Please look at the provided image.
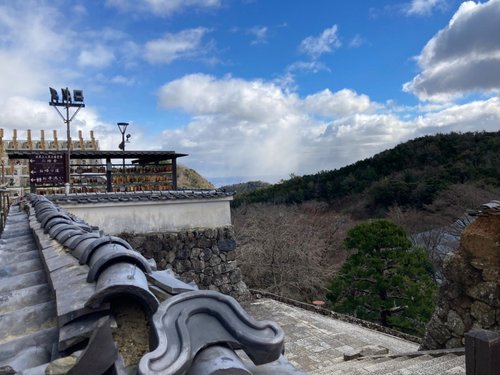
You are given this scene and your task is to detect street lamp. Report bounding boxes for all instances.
[49,87,85,194]
[117,122,131,190]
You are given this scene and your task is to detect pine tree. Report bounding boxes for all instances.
[328,219,437,336]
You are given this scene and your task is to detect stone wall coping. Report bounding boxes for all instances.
[45,190,233,206]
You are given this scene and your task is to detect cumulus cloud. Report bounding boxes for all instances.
[144,28,210,64]
[404,0,500,101]
[158,74,313,177]
[0,3,71,100]
[158,74,302,122]
[405,0,447,16]
[106,0,221,16]
[155,74,500,180]
[412,96,500,134]
[299,25,341,59]
[304,89,376,117]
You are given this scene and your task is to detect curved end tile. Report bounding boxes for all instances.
[139,290,284,375]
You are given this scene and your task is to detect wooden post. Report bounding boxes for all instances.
[40,130,46,150]
[106,158,112,192]
[53,130,59,150]
[27,129,33,150]
[90,130,97,150]
[12,129,17,149]
[172,157,177,190]
[466,329,500,375]
[0,128,3,156]
[79,130,84,150]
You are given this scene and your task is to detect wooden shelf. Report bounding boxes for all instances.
[67,162,174,192]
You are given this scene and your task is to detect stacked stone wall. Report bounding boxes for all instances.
[120,226,250,300]
[421,212,500,349]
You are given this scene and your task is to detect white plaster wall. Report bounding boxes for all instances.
[60,197,232,234]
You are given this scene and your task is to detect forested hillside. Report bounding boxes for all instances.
[233,131,499,334]
[234,131,500,213]
[220,180,271,194]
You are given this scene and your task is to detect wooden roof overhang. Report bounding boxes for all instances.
[6,150,188,164]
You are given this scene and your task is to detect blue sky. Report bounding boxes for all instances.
[0,0,499,185]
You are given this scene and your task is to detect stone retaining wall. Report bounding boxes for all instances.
[421,208,500,349]
[120,226,250,300]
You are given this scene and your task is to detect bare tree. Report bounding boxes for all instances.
[232,202,352,302]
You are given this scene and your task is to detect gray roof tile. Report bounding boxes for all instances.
[44,189,233,205]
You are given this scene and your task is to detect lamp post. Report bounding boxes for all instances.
[49,87,85,194]
[117,122,130,191]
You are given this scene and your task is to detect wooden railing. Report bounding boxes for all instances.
[466,329,500,375]
[0,188,10,233]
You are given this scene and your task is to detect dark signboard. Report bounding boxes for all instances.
[29,153,66,185]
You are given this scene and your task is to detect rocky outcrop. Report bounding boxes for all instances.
[421,202,500,349]
[121,227,250,300]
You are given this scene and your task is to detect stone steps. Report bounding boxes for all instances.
[311,353,465,375]
[387,354,464,374]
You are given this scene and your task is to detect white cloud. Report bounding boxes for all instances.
[405,0,447,16]
[304,89,376,117]
[0,3,81,103]
[0,96,110,147]
[412,96,500,134]
[158,74,302,122]
[144,28,210,64]
[299,25,341,59]
[157,74,311,177]
[404,0,500,101]
[155,74,500,180]
[78,45,115,68]
[287,60,330,74]
[248,26,268,45]
[349,34,366,48]
[106,0,221,16]
[110,75,136,85]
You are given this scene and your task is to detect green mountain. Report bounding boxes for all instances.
[234,131,500,212]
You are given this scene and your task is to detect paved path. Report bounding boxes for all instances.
[244,298,419,374]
